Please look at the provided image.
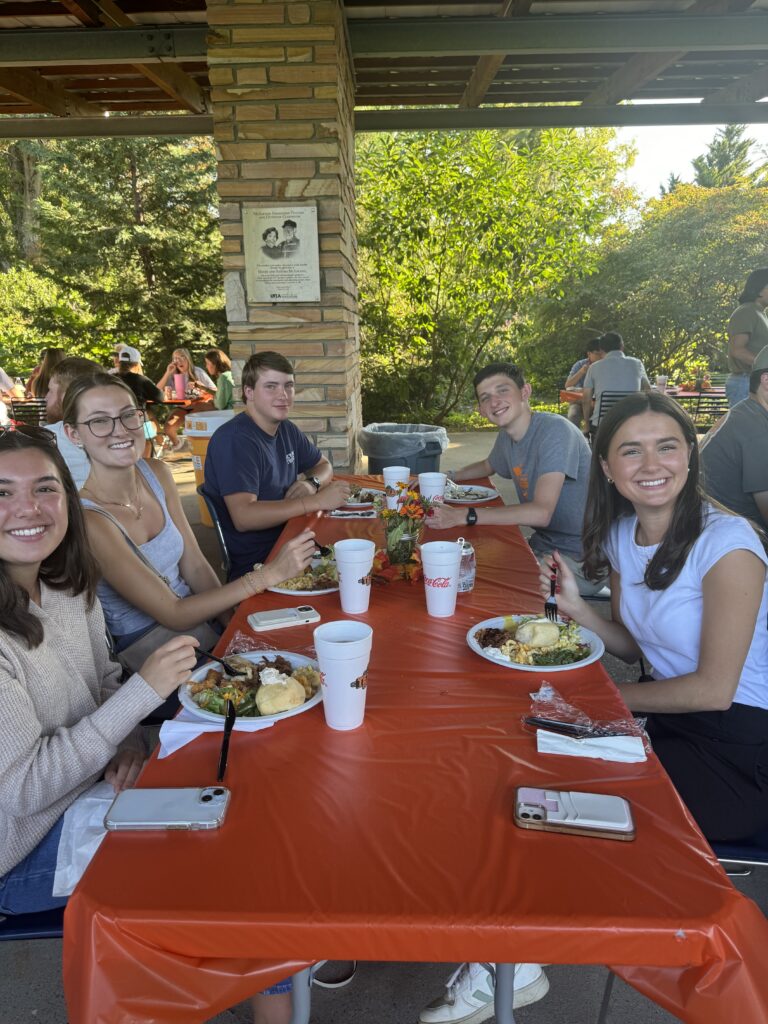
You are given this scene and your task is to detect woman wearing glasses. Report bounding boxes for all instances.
[62,374,315,670]
[0,424,198,916]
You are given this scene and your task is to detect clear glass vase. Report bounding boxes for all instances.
[384,521,422,565]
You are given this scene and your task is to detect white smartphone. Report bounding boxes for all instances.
[247,605,321,632]
[514,787,635,841]
[104,787,230,831]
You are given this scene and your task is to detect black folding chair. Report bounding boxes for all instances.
[9,398,48,426]
[197,484,231,579]
[693,393,729,433]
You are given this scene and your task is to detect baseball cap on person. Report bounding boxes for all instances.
[752,346,768,375]
[117,346,141,364]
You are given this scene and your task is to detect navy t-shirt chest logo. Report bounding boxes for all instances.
[286,450,295,464]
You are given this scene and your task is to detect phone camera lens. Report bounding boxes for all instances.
[533,813,543,820]
[201,794,213,803]
[298,605,311,612]
[213,788,225,796]
[521,812,530,819]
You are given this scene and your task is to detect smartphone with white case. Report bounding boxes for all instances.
[514,787,635,841]
[247,605,321,632]
[104,787,230,831]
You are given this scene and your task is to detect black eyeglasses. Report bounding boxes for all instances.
[0,423,58,445]
[78,408,146,438]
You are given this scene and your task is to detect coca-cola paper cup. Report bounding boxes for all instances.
[314,620,373,731]
[420,539,463,618]
[418,472,446,503]
[382,465,411,510]
[334,538,375,614]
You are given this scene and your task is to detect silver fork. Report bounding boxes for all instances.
[544,563,558,622]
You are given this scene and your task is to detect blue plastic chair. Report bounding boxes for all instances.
[0,906,64,941]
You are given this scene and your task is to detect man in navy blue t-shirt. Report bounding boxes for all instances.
[204,351,350,579]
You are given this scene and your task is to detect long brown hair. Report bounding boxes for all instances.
[30,346,66,400]
[204,347,231,377]
[0,427,99,647]
[582,392,704,590]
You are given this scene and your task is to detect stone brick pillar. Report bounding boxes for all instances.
[207,0,361,471]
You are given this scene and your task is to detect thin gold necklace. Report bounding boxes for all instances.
[82,475,144,520]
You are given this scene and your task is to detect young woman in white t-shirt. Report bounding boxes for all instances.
[541,391,768,842]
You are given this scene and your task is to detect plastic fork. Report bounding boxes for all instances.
[545,563,558,622]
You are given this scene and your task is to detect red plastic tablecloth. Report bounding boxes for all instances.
[64,475,768,1023]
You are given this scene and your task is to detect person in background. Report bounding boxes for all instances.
[45,355,101,488]
[701,345,768,530]
[726,268,768,408]
[204,350,349,580]
[27,347,66,400]
[115,347,163,459]
[204,348,234,411]
[581,331,650,435]
[156,347,216,451]
[0,366,13,425]
[62,372,315,662]
[427,361,602,596]
[542,391,768,842]
[564,339,605,431]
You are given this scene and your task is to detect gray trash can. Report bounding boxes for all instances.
[358,423,449,475]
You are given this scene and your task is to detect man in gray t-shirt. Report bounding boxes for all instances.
[426,360,602,594]
[582,331,650,430]
[701,345,768,529]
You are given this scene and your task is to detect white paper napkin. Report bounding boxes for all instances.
[536,729,647,763]
[158,708,275,759]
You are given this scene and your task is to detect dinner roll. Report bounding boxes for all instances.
[514,618,560,648]
[256,676,306,715]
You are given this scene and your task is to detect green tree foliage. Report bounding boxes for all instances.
[692,125,763,188]
[523,185,768,391]
[0,136,224,380]
[356,128,633,423]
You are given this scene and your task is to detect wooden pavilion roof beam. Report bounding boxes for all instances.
[57,0,209,113]
[0,65,104,115]
[459,0,532,109]
[348,15,768,57]
[702,61,768,103]
[580,0,756,106]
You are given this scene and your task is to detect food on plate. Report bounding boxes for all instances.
[474,616,591,666]
[274,555,338,592]
[347,486,381,504]
[444,481,493,501]
[514,618,560,648]
[256,670,306,714]
[187,654,320,717]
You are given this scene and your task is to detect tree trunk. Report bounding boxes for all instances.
[7,143,42,263]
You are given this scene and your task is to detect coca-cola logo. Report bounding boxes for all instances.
[424,575,452,588]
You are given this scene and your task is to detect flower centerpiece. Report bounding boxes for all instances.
[377,485,432,565]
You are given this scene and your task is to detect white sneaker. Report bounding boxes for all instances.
[418,962,549,1023]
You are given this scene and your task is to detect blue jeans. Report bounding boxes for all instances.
[726,373,749,408]
[0,818,67,915]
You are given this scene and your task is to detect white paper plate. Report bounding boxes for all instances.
[344,487,385,508]
[444,484,499,504]
[466,615,605,673]
[178,650,322,724]
[267,557,339,596]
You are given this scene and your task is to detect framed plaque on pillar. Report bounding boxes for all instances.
[243,204,321,303]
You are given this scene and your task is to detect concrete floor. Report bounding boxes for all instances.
[2,432,766,1024]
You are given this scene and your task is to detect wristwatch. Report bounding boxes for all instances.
[305,475,322,492]
[466,507,478,526]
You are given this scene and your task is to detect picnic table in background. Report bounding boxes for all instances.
[63,474,768,1024]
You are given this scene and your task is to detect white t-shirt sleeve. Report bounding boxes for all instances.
[696,511,768,577]
[0,367,13,392]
